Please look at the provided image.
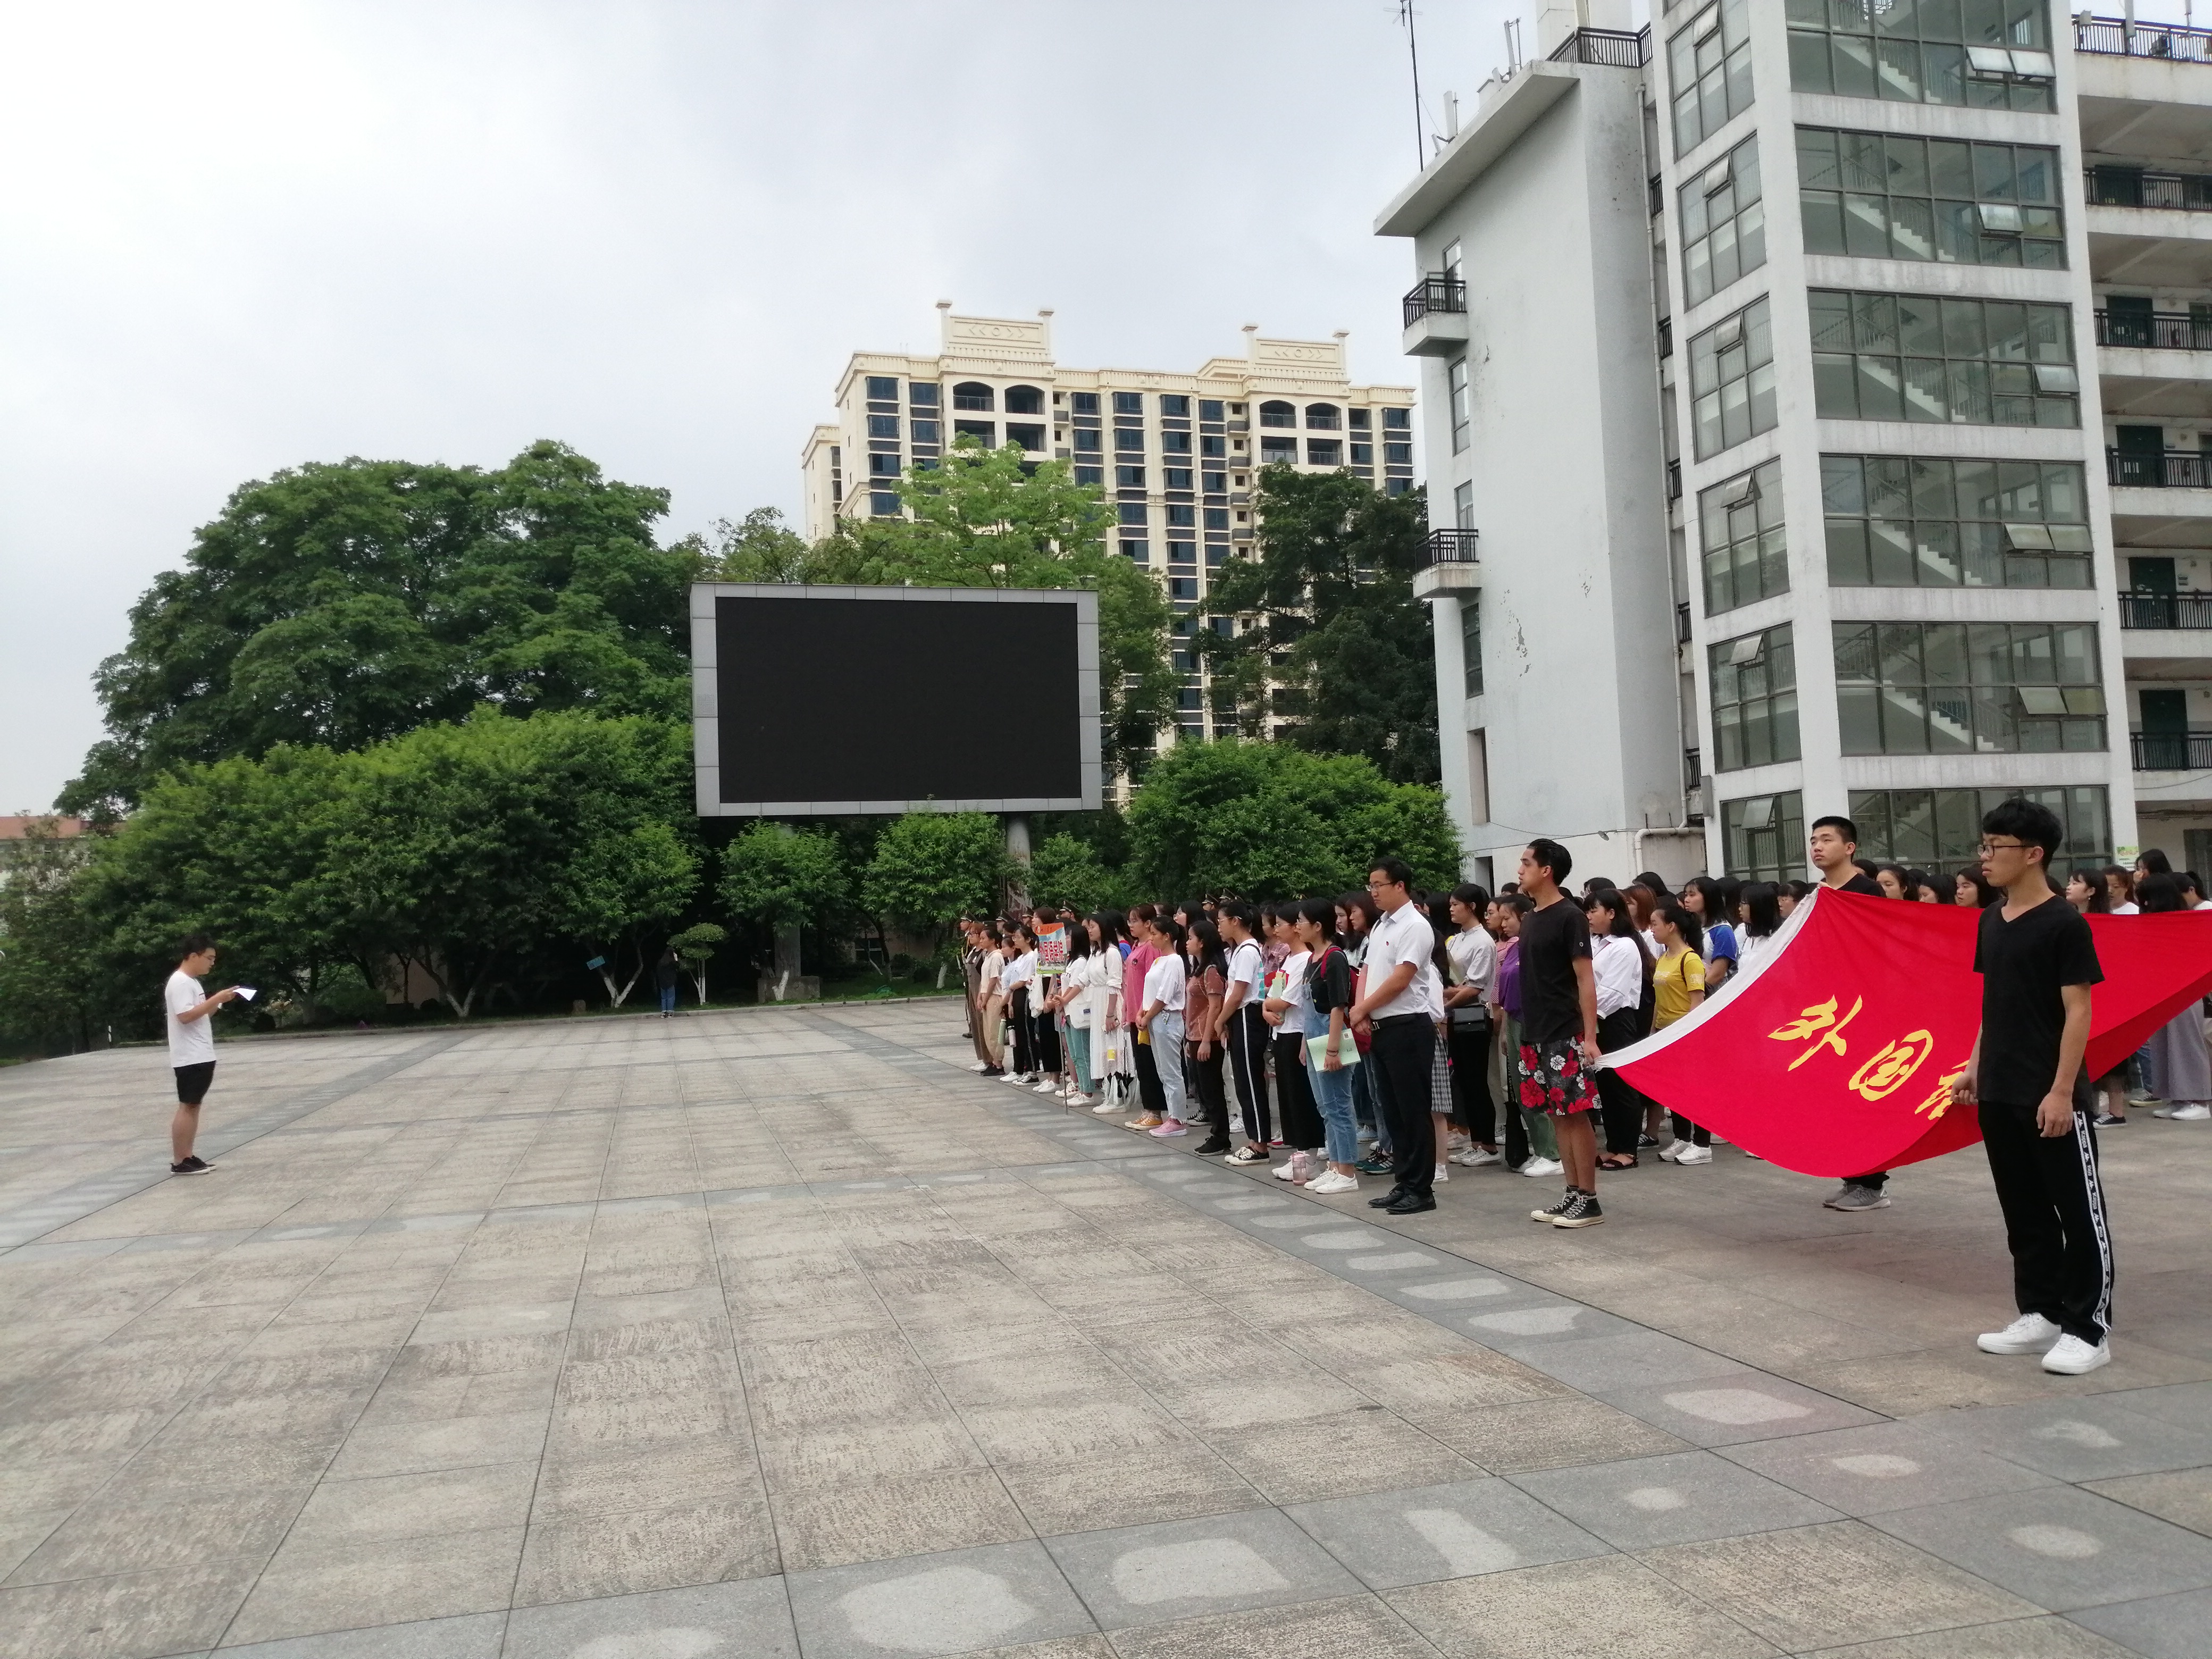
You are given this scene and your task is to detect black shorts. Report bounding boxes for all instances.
[174,1061,216,1105]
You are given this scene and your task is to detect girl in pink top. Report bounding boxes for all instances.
[1119,904,1161,1126]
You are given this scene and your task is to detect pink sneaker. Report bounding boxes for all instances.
[1150,1118,1188,1137]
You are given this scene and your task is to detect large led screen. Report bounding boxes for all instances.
[692,583,1101,816]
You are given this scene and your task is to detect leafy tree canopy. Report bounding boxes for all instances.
[1201,467,1439,784]
[62,441,701,816]
[1124,739,1459,900]
[718,824,850,932]
[862,810,1009,952]
[1025,832,1124,916]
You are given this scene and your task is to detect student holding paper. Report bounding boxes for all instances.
[164,934,241,1175]
[1294,899,1364,1195]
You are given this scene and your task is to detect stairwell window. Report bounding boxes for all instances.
[1833,621,2105,756]
[1681,135,1765,307]
[1786,0,2056,114]
[1709,623,1798,771]
[1699,458,1787,614]
[1822,455,2091,589]
[1689,295,1775,459]
[1809,289,2078,429]
[1669,0,1754,157]
[1797,128,2063,269]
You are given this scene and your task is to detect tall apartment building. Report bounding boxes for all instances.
[802,304,1416,739]
[1382,3,2212,889]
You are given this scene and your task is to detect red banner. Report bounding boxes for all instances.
[1606,888,2212,1176]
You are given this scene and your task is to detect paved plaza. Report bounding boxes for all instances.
[1,1001,2208,1659]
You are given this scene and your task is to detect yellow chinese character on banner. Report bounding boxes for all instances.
[1768,995,1864,1071]
[1912,1060,1970,1121]
[1849,1030,1935,1101]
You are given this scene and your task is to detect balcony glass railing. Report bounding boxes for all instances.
[2108,448,2212,488]
[2096,309,2212,349]
[2132,731,2212,769]
[2119,591,2212,628]
[2075,15,2212,62]
[2085,166,2212,211]
[1403,276,1468,329]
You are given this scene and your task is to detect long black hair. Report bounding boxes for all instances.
[1188,917,1227,979]
[1655,900,1704,958]
[1295,896,1340,946]
[1151,914,1189,952]
[1739,882,1782,939]
[2139,873,2186,914]
[1090,909,1130,950]
[1585,886,1655,992]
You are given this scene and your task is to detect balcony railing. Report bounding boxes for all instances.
[1666,460,1682,501]
[1657,316,1673,358]
[2085,166,2212,211]
[1674,601,1692,646]
[2120,591,2212,629]
[2096,309,2212,349]
[2132,732,2212,770]
[1547,25,1650,68]
[2108,447,2212,488]
[1415,529,1480,571]
[2076,15,2212,62]
[1403,276,1468,329]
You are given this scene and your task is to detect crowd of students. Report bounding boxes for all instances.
[953,824,2209,1232]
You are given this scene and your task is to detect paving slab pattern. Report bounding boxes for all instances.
[0,1001,2207,1657]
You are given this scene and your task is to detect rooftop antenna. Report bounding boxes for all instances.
[1398,1,1426,166]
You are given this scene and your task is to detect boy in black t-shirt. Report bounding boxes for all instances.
[1951,799,2113,1376]
[1515,840,1604,1229]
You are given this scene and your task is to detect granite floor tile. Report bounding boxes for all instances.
[223,1526,525,1646]
[770,1468,1032,1572]
[2080,1468,2212,1536]
[1206,1410,1480,1505]
[1096,1592,1441,1658]
[2067,1585,2212,1659]
[1937,1396,2212,1482]
[514,1495,780,1604]
[1415,1397,1692,1475]
[282,1462,538,1547]
[324,1412,548,1479]
[1286,1474,1611,1590]
[1508,1449,1843,1551]
[4,1480,309,1586]
[0,1558,262,1659]
[501,1577,794,1658]
[1041,1507,1359,1631]
[1794,1613,2149,1657]
[1381,1553,1780,1658]
[1714,1420,2060,1516]
[212,1610,507,1657]
[1865,1486,2212,1611]
[785,1539,1097,1659]
[995,1447,1261,1536]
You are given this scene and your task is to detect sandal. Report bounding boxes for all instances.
[1598,1153,1638,1171]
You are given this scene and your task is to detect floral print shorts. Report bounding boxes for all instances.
[1516,1039,1597,1117]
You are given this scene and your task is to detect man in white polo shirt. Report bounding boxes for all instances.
[164,933,239,1176]
[1347,858,1445,1215]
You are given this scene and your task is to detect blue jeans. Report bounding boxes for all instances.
[1306,1051,1359,1164]
[1067,1025,1095,1095]
[659,985,677,1013]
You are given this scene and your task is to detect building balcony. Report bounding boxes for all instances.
[1411,529,1478,600]
[2086,166,2212,211]
[2075,16,2212,63]
[2132,730,2212,769]
[2097,309,2212,349]
[2109,448,2212,489]
[1403,276,1469,358]
[2084,169,2212,288]
[2121,591,2212,629]
[1546,26,1649,68]
[2096,311,2212,422]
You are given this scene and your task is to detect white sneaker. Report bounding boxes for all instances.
[1657,1142,1685,1162]
[1673,1143,1712,1165]
[1306,1169,1358,1195]
[2165,1103,2210,1121]
[1976,1312,2062,1356]
[1520,1156,1563,1178]
[2042,1334,2112,1375]
[1434,1162,1450,1183]
[1002,1072,1030,1084]
[1273,1155,1300,1181]
[968,1061,990,1072]
[1066,1092,1092,1107]
[1465,1147,1505,1168]
[1446,1132,1473,1155]
[1092,1099,1122,1113]
[1033,1079,1060,1094]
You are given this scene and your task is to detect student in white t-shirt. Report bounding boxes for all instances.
[164,934,239,1176]
[1217,902,1276,1166]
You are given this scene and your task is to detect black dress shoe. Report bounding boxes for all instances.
[1367,1186,1407,1209]
[1385,1192,1437,1215]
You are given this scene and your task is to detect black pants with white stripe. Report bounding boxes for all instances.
[1979,1099,2114,1345]
[1226,1003,1272,1146]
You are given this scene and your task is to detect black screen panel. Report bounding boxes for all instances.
[714,594,1083,804]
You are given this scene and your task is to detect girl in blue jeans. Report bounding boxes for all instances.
[1294,899,1363,1194]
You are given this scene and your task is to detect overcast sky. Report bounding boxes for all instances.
[5,1,2186,811]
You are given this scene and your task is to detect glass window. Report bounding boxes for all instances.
[867,414,899,439]
[1308,439,1343,466]
[1709,623,1799,771]
[1681,135,1765,308]
[1074,465,1103,487]
[1204,507,1230,530]
[910,419,940,444]
[1116,466,1146,488]
[1073,429,1101,454]
[1809,289,2077,429]
[1453,480,1476,530]
[953,420,994,445]
[1349,408,1372,430]
[1700,458,1787,614]
[1849,787,2110,867]
[868,453,901,476]
[1351,443,1374,465]
[1167,540,1195,564]
[1689,295,1777,459]
[1161,430,1192,453]
[1723,791,1805,884]
[1462,595,1484,697]
[908,383,939,408]
[1070,391,1099,415]
[1167,505,1195,527]
[866,375,899,400]
[1200,434,1226,458]
[1797,128,2065,269]
[1386,442,1414,465]
[1305,404,1341,429]
[1260,400,1297,428]
[1120,539,1149,562]
[1007,423,1045,452]
[1448,358,1471,453]
[1164,467,1193,489]
[1669,0,1754,156]
[1823,454,2091,589]
[1261,435,1298,464]
[1004,385,1044,415]
[1113,391,1144,415]
[1386,478,1414,496]
[1199,399,1224,421]
[1833,621,2106,755]
[1383,408,1412,430]
[1118,502,1147,526]
[1786,0,2056,114]
[1161,394,1191,417]
[869,491,901,517]
[1114,428,1145,453]
[1202,471,1227,492]
[952,382,994,410]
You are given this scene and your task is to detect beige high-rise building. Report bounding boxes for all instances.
[801,303,1416,739]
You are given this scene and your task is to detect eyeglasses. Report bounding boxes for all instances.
[1977,841,2025,857]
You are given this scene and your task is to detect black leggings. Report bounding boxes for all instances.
[1596,1008,1648,1156]
[1276,1032,1323,1150]
[1186,1043,1228,1134]
[1134,1034,1167,1118]
[1670,1110,1712,1148]
[1008,989,1035,1074]
[1447,1019,1496,1140]
[1031,1007,1061,1075]
[1227,1004,1272,1145]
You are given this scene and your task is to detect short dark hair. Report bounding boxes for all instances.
[1655,901,1703,956]
[2138,847,2173,875]
[1369,857,1415,892]
[1449,882,1492,916]
[178,933,216,961]
[1811,815,1858,845]
[1981,796,2064,870]
[1525,838,1572,885]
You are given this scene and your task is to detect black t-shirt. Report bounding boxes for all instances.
[1519,899,1592,1044]
[1831,873,1884,896]
[1306,945,1354,1017]
[1973,893,2103,1106]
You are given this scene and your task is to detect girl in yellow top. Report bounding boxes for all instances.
[1650,902,1713,1163]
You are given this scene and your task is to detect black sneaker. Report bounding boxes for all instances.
[1530,1188,1577,1222]
[1194,1137,1231,1157]
[1552,1190,1605,1228]
[1354,1154,1394,1176]
[2092,1112,2126,1128]
[1637,1133,1661,1149]
[171,1156,214,1176]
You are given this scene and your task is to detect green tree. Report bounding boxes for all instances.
[558,819,701,1006]
[718,824,850,935]
[1200,467,1439,783]
[0,823,105,1054]
[62,442,702,816]
[810,440,1178,778]
[1124,739,1459,900]
[862,811,1009,958]
[1026,832,1121,915]
[710,506,815,583]
[668,922,727,1005]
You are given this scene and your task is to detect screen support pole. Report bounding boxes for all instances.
[1003,814,1032,914]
